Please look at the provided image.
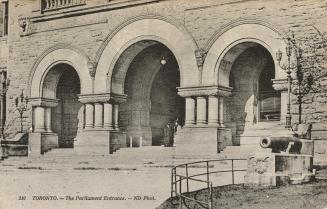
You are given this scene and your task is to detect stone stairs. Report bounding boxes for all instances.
[238,121,291,145]
[3,122,290,172]
[0,143,250,172]
[0,122,293,172]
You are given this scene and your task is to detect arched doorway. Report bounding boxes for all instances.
[116,42,184,146]
[50,64,82,148]
[225,43,280,144]
[29,46,94,155]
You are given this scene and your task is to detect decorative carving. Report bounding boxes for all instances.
[87,61,96,78]
[272,79,288,91]
[248,156,270,174]
[195,49,207,69]
[18,17,31,36]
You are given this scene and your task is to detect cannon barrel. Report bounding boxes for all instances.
[259,136,302,153]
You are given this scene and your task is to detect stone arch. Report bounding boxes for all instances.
[94,16,199,93]
[29,45,93,98]
[202,19,288,86]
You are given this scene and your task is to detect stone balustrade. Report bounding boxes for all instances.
[41,0,86,12]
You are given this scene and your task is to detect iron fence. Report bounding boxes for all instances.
[171,158,247,209]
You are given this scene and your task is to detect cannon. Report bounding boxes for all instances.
[259,136,302,154]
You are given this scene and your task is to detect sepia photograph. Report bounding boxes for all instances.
[0,0,327,209]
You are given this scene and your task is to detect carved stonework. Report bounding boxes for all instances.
[87,61,96,78]
[18,17,31,36]
[177,85,232,98]
[248,156,271,174]
[194,49,207,69]
[78,93,127,104]
[272,79,288,91]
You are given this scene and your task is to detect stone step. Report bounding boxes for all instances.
[220,145,257,158]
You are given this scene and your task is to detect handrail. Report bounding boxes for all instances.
[171,158,247,209]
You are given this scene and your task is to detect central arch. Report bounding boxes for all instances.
[94,17,200,93]
[114,41,185,146]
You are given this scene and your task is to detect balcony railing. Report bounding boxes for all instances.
[41,0,86,12]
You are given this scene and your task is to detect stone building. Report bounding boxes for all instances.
[0,0,326,159]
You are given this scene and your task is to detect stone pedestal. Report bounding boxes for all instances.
[174,127,231,156]
[28,132,59,156]
[74,130,127,155]
[28,133,42,157]
[245,151,314,186]
[74,130,110,155]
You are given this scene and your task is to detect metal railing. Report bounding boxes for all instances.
[41,0,86,12]
[171,158,247,209]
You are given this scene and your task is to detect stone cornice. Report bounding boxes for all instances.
[178,85,232,97]
[28,97,59,107]
[272,79,288,91]
[78,93,127,104]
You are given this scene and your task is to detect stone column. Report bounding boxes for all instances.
[185,97,195,126]
[113,104,119,130]
[219,96,225,127]
[84,103,94,130]
[34,106,46,132]
[44,107,52,132]
[94,103,103,128]
[272,79,288,124]
[280,91,288,124]
[103,103,113,129]
[208,96,219,126]
[197,96,207,124]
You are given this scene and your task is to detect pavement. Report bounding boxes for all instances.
[0,168,172,209]
[0,147,247,209]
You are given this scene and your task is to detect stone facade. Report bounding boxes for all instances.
[0,0,326,157]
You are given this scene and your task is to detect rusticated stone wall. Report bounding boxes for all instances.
[3,0,327,153]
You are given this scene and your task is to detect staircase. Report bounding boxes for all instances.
[0,145,227,172]
[0,122,288,171]
[238,121,291,146]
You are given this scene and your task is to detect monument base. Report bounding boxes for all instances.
[28,132,59,157]
[245,151,314,186]
[74,130,126,155]
[173,127,232,156]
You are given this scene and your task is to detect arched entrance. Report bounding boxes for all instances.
[225,43,280,143]
[29,46,93,155]
[51,64,82,148]
[201,22,289,147]
[117,42,184,146]
[93,17,199,153]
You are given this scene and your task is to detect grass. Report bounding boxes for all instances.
[157,179,327,209]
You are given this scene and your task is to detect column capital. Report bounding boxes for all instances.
[78,93,127,104]
[28,97,59,107]
[177,85,232,98]
[272,79,288,91]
